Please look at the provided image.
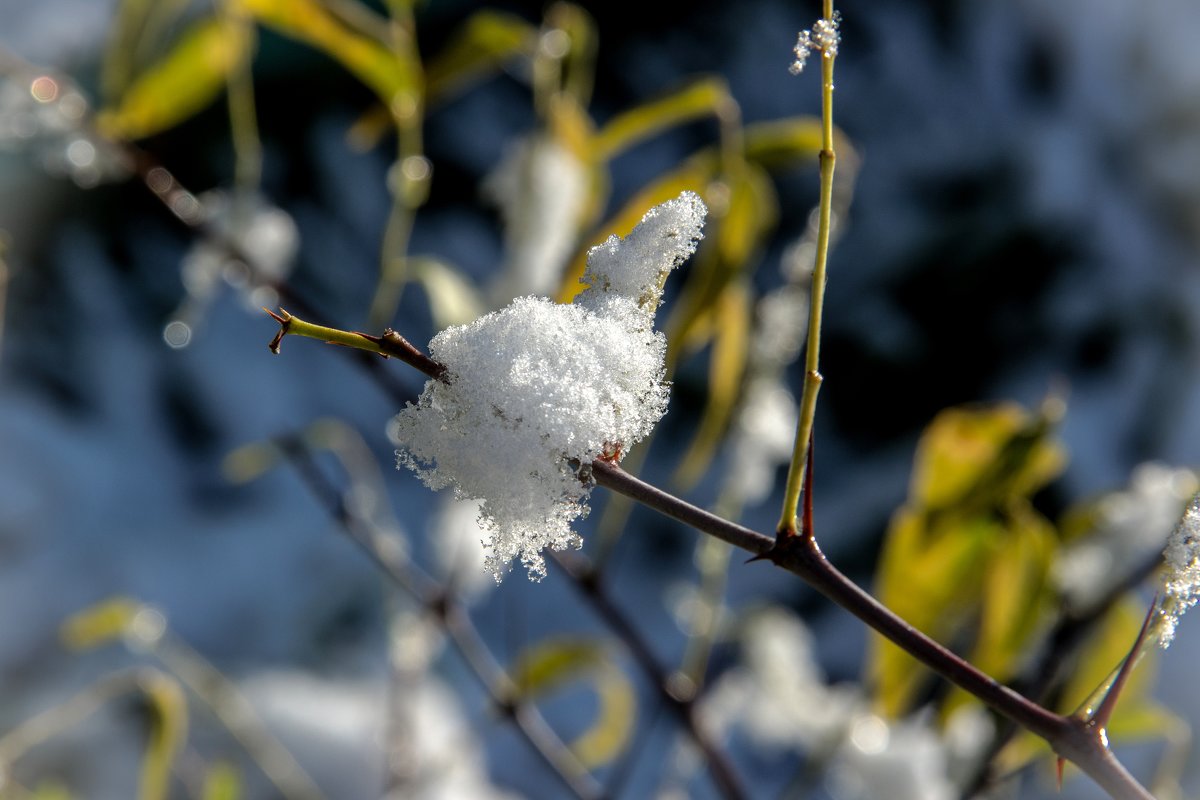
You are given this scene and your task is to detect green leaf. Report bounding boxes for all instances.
[869,509,998,716]
[868,403,1066,718]
[742,117,826,170]
[908,404,1064,514]
[971,509,1056,677]
[664,160,775,367]
[672,281,751,489]
[512,638,635,768]
[237,0,419,110]
[28,781,74,800]
[100,0,193,103]
[97,17,254,140]
[412,258,485,329]
[201,761,243,800]
[556,161,711,303]
[594,77,734,162]
[60,597,142,650]
[424,10,537,104]
[137,671,189,800]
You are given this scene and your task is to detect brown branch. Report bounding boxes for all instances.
[589,460,1156,800]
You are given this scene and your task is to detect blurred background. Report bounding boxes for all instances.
[3,0,1200,798]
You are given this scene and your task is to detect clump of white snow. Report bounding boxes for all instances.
[1158,491,1200,647]
[393,192,706,581]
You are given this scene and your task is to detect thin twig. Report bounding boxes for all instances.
[276,436,605,800]
[552,552,748,800]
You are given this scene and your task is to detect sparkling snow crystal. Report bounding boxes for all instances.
[1157,491,1200,647]
[393,192,707,581]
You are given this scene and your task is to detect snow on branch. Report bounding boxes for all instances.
[392,192,707,581]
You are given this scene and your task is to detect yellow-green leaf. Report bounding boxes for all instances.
[236,0,418,111]
[971,509,1056,678]
[137,670,189,800]
[101,0,193,103]
[512,638,635,768]
[424,10,537,104]
[664,160,775,366]
[60,597,142,651]
[97,17,253,140]
[742,117,826,171]
[672,280,751,489]
[412,258,485,329]
[556,161,711,303]
[221,440,281,484]
[543,3,598,107]
[909,404,1064,513]
[594,77,734,162]
[201,761,242,800]
[28,781,73,800]
[869,510,998,716]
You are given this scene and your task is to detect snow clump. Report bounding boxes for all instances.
[393,192,707,581]
[1157,490,1200,647]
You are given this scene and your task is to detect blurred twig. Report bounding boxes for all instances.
[274,435,606,800]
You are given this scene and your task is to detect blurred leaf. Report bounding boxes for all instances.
[556,161,711,303]
[137,671,188,800]
[513,638,607,694]
[28,781,73,800]
[546,91,598,164]
[544,3,598,107]
[672,280,751,489]
[997,598,1176,777]
[412,258,485,328]
[222,440,281,484]
[971,508,1056,677]
[869,403,1066,718]
[1061,599,1160,722]
[572,661,636,768]
[512,638,635,768]
[201,761,242,800]
[870,510,998,716]
[100,0,193,102]
[742,117,828,170]
[665,160,776,361]
[594,77,733,162]
[910,404,1064,513]
[60,597,141,650]
[237,0,419,109]
[424,10,536,104]
[97,17,253,140]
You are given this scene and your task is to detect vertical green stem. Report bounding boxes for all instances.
[367,4,427,330]
[222,1,262,196]
[777,1,837,536]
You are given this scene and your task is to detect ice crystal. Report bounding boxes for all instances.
[789,14,841,75]
[1157,490,1200,647]
[393,192,706,581]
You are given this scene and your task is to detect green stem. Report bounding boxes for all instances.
[366,3,427,330]
[222,2,262,196]
[778,3,837,536]
[265,307,445,379]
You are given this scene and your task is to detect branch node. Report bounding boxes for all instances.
[265,307,293,354]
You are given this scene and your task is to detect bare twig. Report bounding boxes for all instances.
[275,436,604,800]
[552,552,747,800]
